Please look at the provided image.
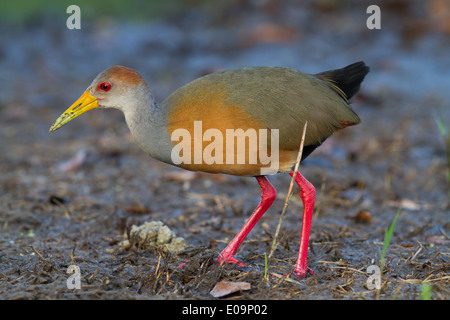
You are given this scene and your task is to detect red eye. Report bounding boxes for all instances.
[98,82,112,92]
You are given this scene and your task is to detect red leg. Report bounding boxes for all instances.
[289,171,316,277]
[218,176,276,266]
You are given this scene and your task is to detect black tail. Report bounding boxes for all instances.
[317,61,370,100]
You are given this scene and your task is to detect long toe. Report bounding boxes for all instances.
[293,267,315,278]
[217,254,246,267]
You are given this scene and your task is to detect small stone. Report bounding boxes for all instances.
[124,220,186,253]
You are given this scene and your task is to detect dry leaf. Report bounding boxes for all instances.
[210,281,251,298]
[426,236,450,245]
[56,148,89,173]
[347,210,372,224]
[124,204,152,214]
[386,199,432,211]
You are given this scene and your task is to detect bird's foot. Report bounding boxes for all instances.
[292,267,314,278]
[217,254,246,267]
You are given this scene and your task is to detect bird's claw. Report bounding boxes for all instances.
[292,267,314,278]
[217,254,246,267]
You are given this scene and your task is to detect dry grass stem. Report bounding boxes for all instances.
[269,121,308,259]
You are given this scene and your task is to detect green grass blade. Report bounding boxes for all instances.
[420,283,432,300]
[264,253,268,282]
[380,208,401,272]
[434,115,448,137]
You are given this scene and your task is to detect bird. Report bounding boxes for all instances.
[49,61,369,277]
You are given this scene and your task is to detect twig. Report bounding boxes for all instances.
[9,274,27,284]
[270,272,301,285]
[406,241,423,262]
[328,266,367,275]
[69,245,77,266]
[30,246,48,263]
[400,276,450,284]
[268,121,308,259]
[51,196,71,219]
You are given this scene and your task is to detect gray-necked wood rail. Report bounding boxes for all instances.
[50,61,369,277]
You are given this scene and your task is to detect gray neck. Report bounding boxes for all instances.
[122,94,174,165]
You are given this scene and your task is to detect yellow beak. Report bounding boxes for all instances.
[49,89,99,133]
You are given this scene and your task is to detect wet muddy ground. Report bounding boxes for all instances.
[0,1,449,300]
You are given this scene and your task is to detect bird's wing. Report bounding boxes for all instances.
[163,67,360,151]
